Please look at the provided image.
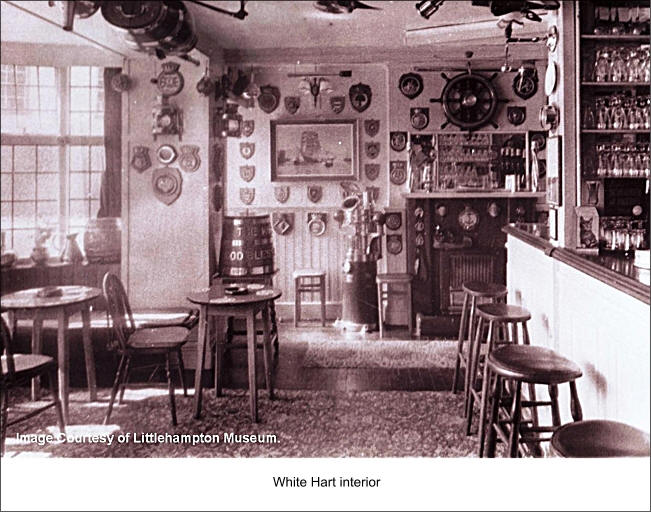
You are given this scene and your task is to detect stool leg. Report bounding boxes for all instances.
[294,279,300,327]
[548,384,561,427]
[320,278,326,327]
[485,372,502,458]
[465,316,484,434]
[569,380,583,421]
[452,292,470,394]
[464,307,481,414]
[478,319,496,452]
[407,282,413,338]
[377,283,385,339]
[508,380,523,458]
[521,322,539,431]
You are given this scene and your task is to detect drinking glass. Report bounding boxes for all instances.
[609,94,627,129]
[610,49,627,82]
[596,97,609,129]
[582,102,596,128]
[593,48,611,82]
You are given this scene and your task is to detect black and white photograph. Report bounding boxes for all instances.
[0,1,649,511]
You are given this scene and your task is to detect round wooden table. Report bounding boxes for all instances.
[1,285,101,422]
[187,285,282,422]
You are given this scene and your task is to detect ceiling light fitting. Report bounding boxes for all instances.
[415,1,444,20]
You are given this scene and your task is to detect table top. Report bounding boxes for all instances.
[1,285,101,310]
[187,284,282,307]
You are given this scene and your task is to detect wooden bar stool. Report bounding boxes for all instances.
[465,303,532,439]
[483,345,583,458]
[452,281,507,403]
[293,269,326,327]
[551,420,650,457]
[376,273,413,338]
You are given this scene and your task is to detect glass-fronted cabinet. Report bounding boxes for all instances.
[577,1,650,253]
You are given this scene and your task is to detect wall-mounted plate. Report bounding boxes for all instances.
[544,61,558,96]
[156,144,177,165]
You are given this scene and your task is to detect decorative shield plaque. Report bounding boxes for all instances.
[390,131,407,152]
[272,212,294,235]
[239,187,255,205]
[284,96,300,115]
[152,167,182,205]
[410,108,430,130]
[364,163,380,181]
[131,146,151,173]
[389,161,407,185]
[307,212,327,237]
[240,142,255,160]
[274,185,290,204]
[179,145,200,173]
[385,212,402,231]
[330,96,345,114]
[365,142,380,160]
[242,120,255,137]
[239,165,255,182]
[155,62,184,97]
[307,185,322,203]
[366,186,379,202]
[364,119,380,137]
[386,234,403,255]
[398,72,423,99]
[349,82,372,113]
[257,85,280,113]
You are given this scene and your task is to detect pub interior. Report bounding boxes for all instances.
[1,1,650,504]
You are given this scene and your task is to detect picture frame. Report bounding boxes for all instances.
[546,134,562,207]
[270,119,358,181]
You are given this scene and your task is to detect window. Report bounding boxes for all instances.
[1,65,105,258]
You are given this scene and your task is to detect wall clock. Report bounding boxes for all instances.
[458,205,479,232]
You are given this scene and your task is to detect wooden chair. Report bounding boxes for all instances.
[1,316,65,455]
[293,269,326,327]
[376,273,413,338]
[102,273,190,426]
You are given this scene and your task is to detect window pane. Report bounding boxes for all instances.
[13,145,36,172]
[70,87,90,111]
[13,201,36,228]
[1,145,12,172]
[1,113,17,133]
[90,112,104,136]
[12,230,32,257]
[39,67,55,86]
[90,87,104,111]
[38,146,60,173]
[36,200,58,222]
[23,66,38,85]
[70,173,88,199]
[90,199,100,218]
[14,174,35,199]
[37,173,59,200]
[70,112,90,135]
[90,67,103,87]
[1,65,12,84]
[70,66,90,86]
[1,84,16,109]
[40,86,57,109]
[1,173,11,201]
[39,112,59,134]
[69,199,89,225]
[90,146,105,171]
[90,172,102,199]
[70,146,89,171]
[24,86,41,110]
[1,202,11,228]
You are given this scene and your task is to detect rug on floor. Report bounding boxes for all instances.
[302,339,458,369]
[2,387,477,458]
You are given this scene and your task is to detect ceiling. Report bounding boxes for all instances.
[1,1,550,63]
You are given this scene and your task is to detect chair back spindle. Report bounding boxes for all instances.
[0,317,17,380]
[102,273,136,350]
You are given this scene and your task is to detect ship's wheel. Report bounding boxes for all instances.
[431,58,505,132]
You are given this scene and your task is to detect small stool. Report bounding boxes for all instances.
[483,344,583,458]
[293,269,326,327]
[465,303,532,439]
[376,273,413,338]
[452,281,507,400]
[551,420,650,458]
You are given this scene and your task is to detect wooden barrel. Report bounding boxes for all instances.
[218,214,275,277]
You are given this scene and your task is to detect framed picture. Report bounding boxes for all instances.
[270,119,358,181]
[546,135,562,207]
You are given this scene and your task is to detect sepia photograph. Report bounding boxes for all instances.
[0,1,649,510]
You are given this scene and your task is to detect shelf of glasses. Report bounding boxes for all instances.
[581,129,651,134]
[584,174,649,179]
[581,34,651,42]
[581,81,651,87]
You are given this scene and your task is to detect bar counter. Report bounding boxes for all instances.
[503,223,650,432]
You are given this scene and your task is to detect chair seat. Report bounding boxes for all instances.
[1,354,55,380]
[293,269,325,279]
[551,420,650,457]
[126,327,189,351]
[462,281,508,298]
[476,303,531,322]
[376,273,413,284]
[488,345,582,385]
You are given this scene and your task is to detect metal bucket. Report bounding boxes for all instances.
[218,214,275,277]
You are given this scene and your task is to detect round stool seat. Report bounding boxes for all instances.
[462,281,508,298]
[488,345,582,385]
[476,303,531,323]
[551,420,650,457]
[293,269,325,279]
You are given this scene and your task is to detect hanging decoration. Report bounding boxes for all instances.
[307,213,327,237]
[365,142,380,160]
[410,108,430,130]
[241,120,255,137]
[196,65,214,97]
[240,142,255,159]
[156,144,177,165]
[307,185,323,203]
[257,85,281,113]
[398,72,423,99]
[390,131,407,152]
[239,187,255,205]
[152,97,182,140]
[274,186,290,204]
[110,72,131,92]
[299,77,333,108]
[507,106,526,126]
[272,212,294,235]
[152,167,183,205]
[364,163,380,181]
[349,83,372,113]
[154,62,184,97]
[512,66,538,100]
[389,161,407,185]
[384,212,402,231]
[330,96,346,114]
[284,96,301,114]
[366,186,380,202]
[131,146,151,173]
[364,119,380,137]
[179,145,201,172]
[239,165,256,182]
[386,234,403,255]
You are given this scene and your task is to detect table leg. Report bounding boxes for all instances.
[80,305,97,401]
[214,316,225,397]
[246,310,258,422]
[193,306,208,419]
[261,303,274,400]
[31,310,43,401]
[57,308,70,423]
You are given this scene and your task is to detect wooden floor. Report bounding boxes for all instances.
[219,323,454,393]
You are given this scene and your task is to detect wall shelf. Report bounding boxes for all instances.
[403,191,546,199]
[581,34,650,42]
[581,129,651,134]
[580,81,651,87]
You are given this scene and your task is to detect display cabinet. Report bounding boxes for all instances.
[576,1,650,253]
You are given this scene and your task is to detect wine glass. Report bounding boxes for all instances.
[610,49,627,82]
[593,48,611,82]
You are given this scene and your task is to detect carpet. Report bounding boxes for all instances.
[2,387,477,458]
[302,339,458,369]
